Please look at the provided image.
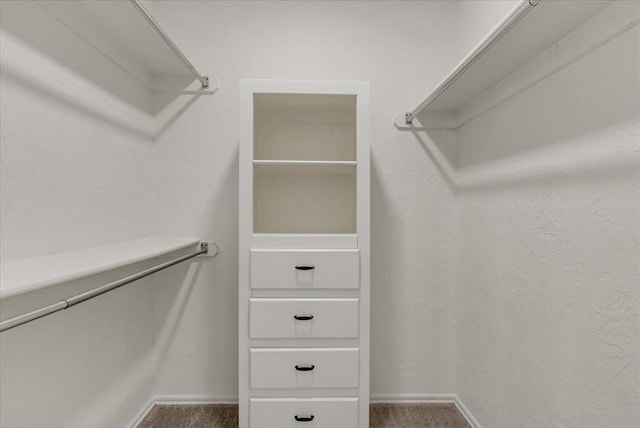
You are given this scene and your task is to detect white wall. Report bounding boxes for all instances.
[453,2,640,427]
[148,0,461,399]
[0,1,158,426]
[458,0,519,54]
[0,2,156,260]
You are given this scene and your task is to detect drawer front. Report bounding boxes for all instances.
[250,298,359,339]
[250,348,359,389]
[250,250,359,289]
[250,398,358,428]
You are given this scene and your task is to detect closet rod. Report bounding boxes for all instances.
[128,0,209,88]
[0,243,210,333]
[404,0,539,124]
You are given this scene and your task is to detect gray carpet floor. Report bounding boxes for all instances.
[138,403,471,427]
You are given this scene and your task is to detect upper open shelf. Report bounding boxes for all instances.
[254,93,356,161]
[0,237,200,300]
[396,0,611,128]
[251,90,359,234]
[35,0,212,92]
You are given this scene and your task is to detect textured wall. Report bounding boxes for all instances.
[0,1,156,260]
[149,0,460,399]
[454,3,640,426]
[0,1,157,426]
[458,0,518,54]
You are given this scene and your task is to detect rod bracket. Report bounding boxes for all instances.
[404,112,414,124]
[201,76,210,88]
[199,241,219,258]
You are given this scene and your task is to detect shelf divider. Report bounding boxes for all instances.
[253,160,357,175]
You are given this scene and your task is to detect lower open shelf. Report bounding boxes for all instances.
[254,167,356,234]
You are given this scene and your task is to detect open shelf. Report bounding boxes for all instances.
[253,169,356,234]
[251,91,359,234]
[0,237,200,299]
[254,93,356,161]
[396,0,611,128]
[35,0,212,91]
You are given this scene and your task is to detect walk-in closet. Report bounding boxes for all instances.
[1,1,638,427]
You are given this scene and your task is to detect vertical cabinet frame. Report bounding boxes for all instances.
[239,80,369,428]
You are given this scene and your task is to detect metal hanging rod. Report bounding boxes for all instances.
[404,0,540,124]
[0,243,211,333]
[128,0,209,89]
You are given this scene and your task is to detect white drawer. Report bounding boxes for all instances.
[250,348,359,389]
[250,250,359,289]
[250,397,358,428]
[250,298,359,339]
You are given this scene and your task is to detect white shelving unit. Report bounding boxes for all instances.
[0,237,200,300]
[395,0,612,129]
[239,80,370,428]
[35,0,213,92]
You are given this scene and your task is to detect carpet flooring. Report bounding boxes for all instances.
[138,403,471,427]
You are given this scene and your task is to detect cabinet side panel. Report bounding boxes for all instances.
[356,82,371,428]
[238,80,255,428]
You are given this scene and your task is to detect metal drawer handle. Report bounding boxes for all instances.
[295,265,315,271]
[294,415,315,422]
[293,315,314,321]
[295,364,315,372]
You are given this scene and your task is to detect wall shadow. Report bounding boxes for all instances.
[149,257,204,368]
[0,64,154,140]
[0,252,202,427]
[400,24,639,195]
[1,1,153,112]
[153,88,216,139]
[1,0,210,140]
[369,155,395,391]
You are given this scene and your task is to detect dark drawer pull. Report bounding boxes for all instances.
[295,364,315,371]
[294,415,315,422]
[294,315,314,321]
[295,265,315,271]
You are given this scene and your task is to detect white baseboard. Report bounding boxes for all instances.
[370,393,457,403]
[126,395,239,428]
[153,394,239,404]
[128,393,481,428]
[452,395,482,428]
[370,393,481,428]
[126,397,155,428]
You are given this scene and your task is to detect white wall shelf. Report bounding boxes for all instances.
[35,0,214,92]
[395,0,611,129]
[0,237,200,300]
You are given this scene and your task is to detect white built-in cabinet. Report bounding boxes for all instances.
[239,80,370,428]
